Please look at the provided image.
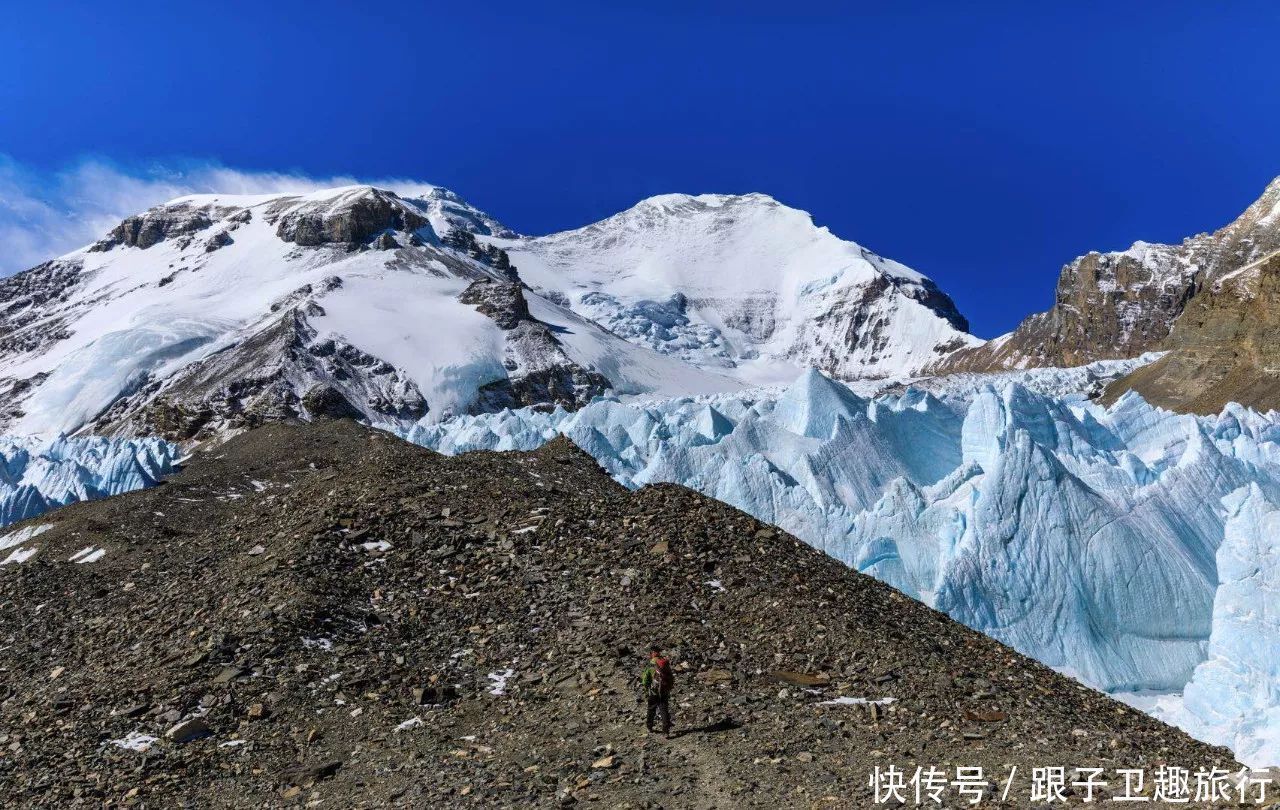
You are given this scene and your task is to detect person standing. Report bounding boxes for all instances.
[641,646,675,737]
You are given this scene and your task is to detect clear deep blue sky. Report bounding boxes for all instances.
[3,1,1278,336]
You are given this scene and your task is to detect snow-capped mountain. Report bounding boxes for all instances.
[936,176,1280,413]
[409,370,1280,766]
[0,185,985,441]
[491,193,981,383]
[0,185,743,440]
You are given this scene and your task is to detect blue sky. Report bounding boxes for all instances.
[2,1,1278,336]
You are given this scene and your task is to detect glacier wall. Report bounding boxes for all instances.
[0,434,179,534]
[404,370,1280,766]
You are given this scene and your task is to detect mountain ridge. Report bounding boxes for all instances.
[931,175,1280,412]
[8,172,1280,440]
[0,184,978,440]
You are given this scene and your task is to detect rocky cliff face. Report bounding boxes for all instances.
[935,178,1280,391]
[91,204,218,251]
[268,187,431,247]
[88,294,431,441]
[458,279,611,411]
[1101,251,1280,413]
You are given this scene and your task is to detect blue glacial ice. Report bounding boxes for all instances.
[404,369,1280,765]
[0,434,179,531]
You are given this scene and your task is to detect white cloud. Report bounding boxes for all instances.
[0,156,439,276]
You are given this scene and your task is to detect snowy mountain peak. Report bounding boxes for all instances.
[495,192,978,381]
[631,190,779,213]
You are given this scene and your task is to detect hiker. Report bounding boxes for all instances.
[641,646,675,737]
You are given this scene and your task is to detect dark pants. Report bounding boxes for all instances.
[646,692,672,732]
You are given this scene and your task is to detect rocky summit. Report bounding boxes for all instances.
[0,419,1233,807]
[933,176,1280,413]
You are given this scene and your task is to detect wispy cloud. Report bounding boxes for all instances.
[0,156,439,276]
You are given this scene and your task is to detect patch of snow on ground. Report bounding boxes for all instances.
[110,731,159,752]
[818,696,897,706]
[487,669,514,696]
[1,546,39,565]
[0,524,52,551]
[69,546,106,563]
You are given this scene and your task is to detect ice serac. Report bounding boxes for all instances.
[408,368,1280,763]
[0,434,178,531]
[491,193,981,382]
[0,185,739,440]
[935,176,1280,413]
[1174,484,1280,766]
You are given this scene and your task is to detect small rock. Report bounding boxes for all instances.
[963,709,1008,723]
[116,703,149,718]
[166,717,212,744]
[288,760,343,787]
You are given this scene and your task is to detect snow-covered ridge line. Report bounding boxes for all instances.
[0,434,178,532]
[405,370,1280,766]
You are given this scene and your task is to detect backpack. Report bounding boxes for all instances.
[653,657,674,692]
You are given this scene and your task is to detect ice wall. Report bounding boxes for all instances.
[0,434,179,530]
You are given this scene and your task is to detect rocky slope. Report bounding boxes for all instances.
[0,419,1236,807]
[415,365,1280,765]
[934,177,1280,411]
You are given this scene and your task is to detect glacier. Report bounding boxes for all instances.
[0,434,178,535]
[403,369,1280,766]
